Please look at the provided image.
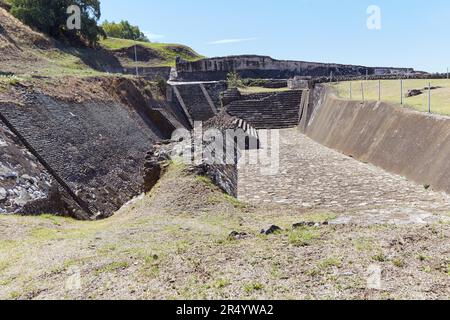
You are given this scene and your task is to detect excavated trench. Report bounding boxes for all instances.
[2,78,450,225]
[237,85,450,225]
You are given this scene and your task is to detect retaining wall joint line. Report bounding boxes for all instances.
[0,110,94,218]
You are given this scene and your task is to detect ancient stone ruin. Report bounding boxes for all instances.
[2,53,448,222]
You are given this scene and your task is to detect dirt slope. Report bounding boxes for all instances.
[0,8,203,76]
[0,163,449,300]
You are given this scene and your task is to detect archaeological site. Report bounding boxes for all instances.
[0,0,449,303]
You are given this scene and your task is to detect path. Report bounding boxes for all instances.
[237,128,450,225]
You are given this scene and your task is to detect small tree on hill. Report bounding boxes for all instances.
[227,71,244,88]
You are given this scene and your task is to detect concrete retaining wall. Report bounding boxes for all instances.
[306,86,450,194]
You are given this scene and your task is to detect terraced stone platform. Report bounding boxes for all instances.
[237,128,450,225]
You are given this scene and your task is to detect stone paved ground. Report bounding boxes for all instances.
[238,128,450,225]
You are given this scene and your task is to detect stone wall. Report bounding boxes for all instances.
[0,91,167,219]
[0,121,71,215]
[175,55,414,81]
[187,112,260,197]
[167,81,227,126]
[225,90,304,129]
[306,86,450,195]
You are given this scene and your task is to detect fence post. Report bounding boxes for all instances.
[350,82,352,99]
[378,79,381,101]
[361,82,365,102]
[400,79,403,105]
[428,82,431,113]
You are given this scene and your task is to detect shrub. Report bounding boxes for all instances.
[227,71,244,88]
[101,20,149,42]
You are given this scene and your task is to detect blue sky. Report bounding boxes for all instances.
[101,0,450,73]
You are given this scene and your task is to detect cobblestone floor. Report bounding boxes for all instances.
[237,128,450,225]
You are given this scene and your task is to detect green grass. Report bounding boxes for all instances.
[300,211,337,223]
[317,256,342,270]
[0,75,22,85]
[195,175,215,187]
[372,252,388,263]
[392,258,406,268]
[353,237,376,252]
[288,227,321,247]
[214,278,231,289]
[95,261,129,275]
[243,282,264,294]
[99,37,204,66]
[29,48,105,77]
[331,79,450,116]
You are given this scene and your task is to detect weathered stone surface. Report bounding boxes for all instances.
[0,85,173,218]
[175,55,414,81]
[238,128,450,225]
[261,225,282,235]
[0,121,69,215]
[167,81,227,124]
[406,89,422,97]
[0,187,6,201]
[226,90,303,129]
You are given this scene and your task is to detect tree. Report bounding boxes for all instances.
[101,20,149,42]
[227,71,244,88]
[9,0,105,46]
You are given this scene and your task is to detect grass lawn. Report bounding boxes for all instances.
[1,162,449,299]
[331,79,450,116]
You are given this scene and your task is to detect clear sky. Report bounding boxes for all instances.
[101,0,450,73]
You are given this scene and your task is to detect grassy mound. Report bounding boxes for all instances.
[100,37,204,67]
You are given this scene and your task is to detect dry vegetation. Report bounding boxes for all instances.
[0,163,449,300]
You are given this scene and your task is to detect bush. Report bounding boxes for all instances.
[155,75,167,95]
[227,71,244,88]
[10,0,105,46]
[101,20,149,42]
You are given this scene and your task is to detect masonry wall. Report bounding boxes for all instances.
[0,121,72,215]
[0,94,165,219]
[176,55,414,81]
[226,90,303,129]
[167,82,227,125]
[306,86,450,194]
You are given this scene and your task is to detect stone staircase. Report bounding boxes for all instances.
[226,90,303,129]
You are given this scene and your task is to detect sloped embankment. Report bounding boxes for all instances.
[306,86,450,195]
[0,77,186,219]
